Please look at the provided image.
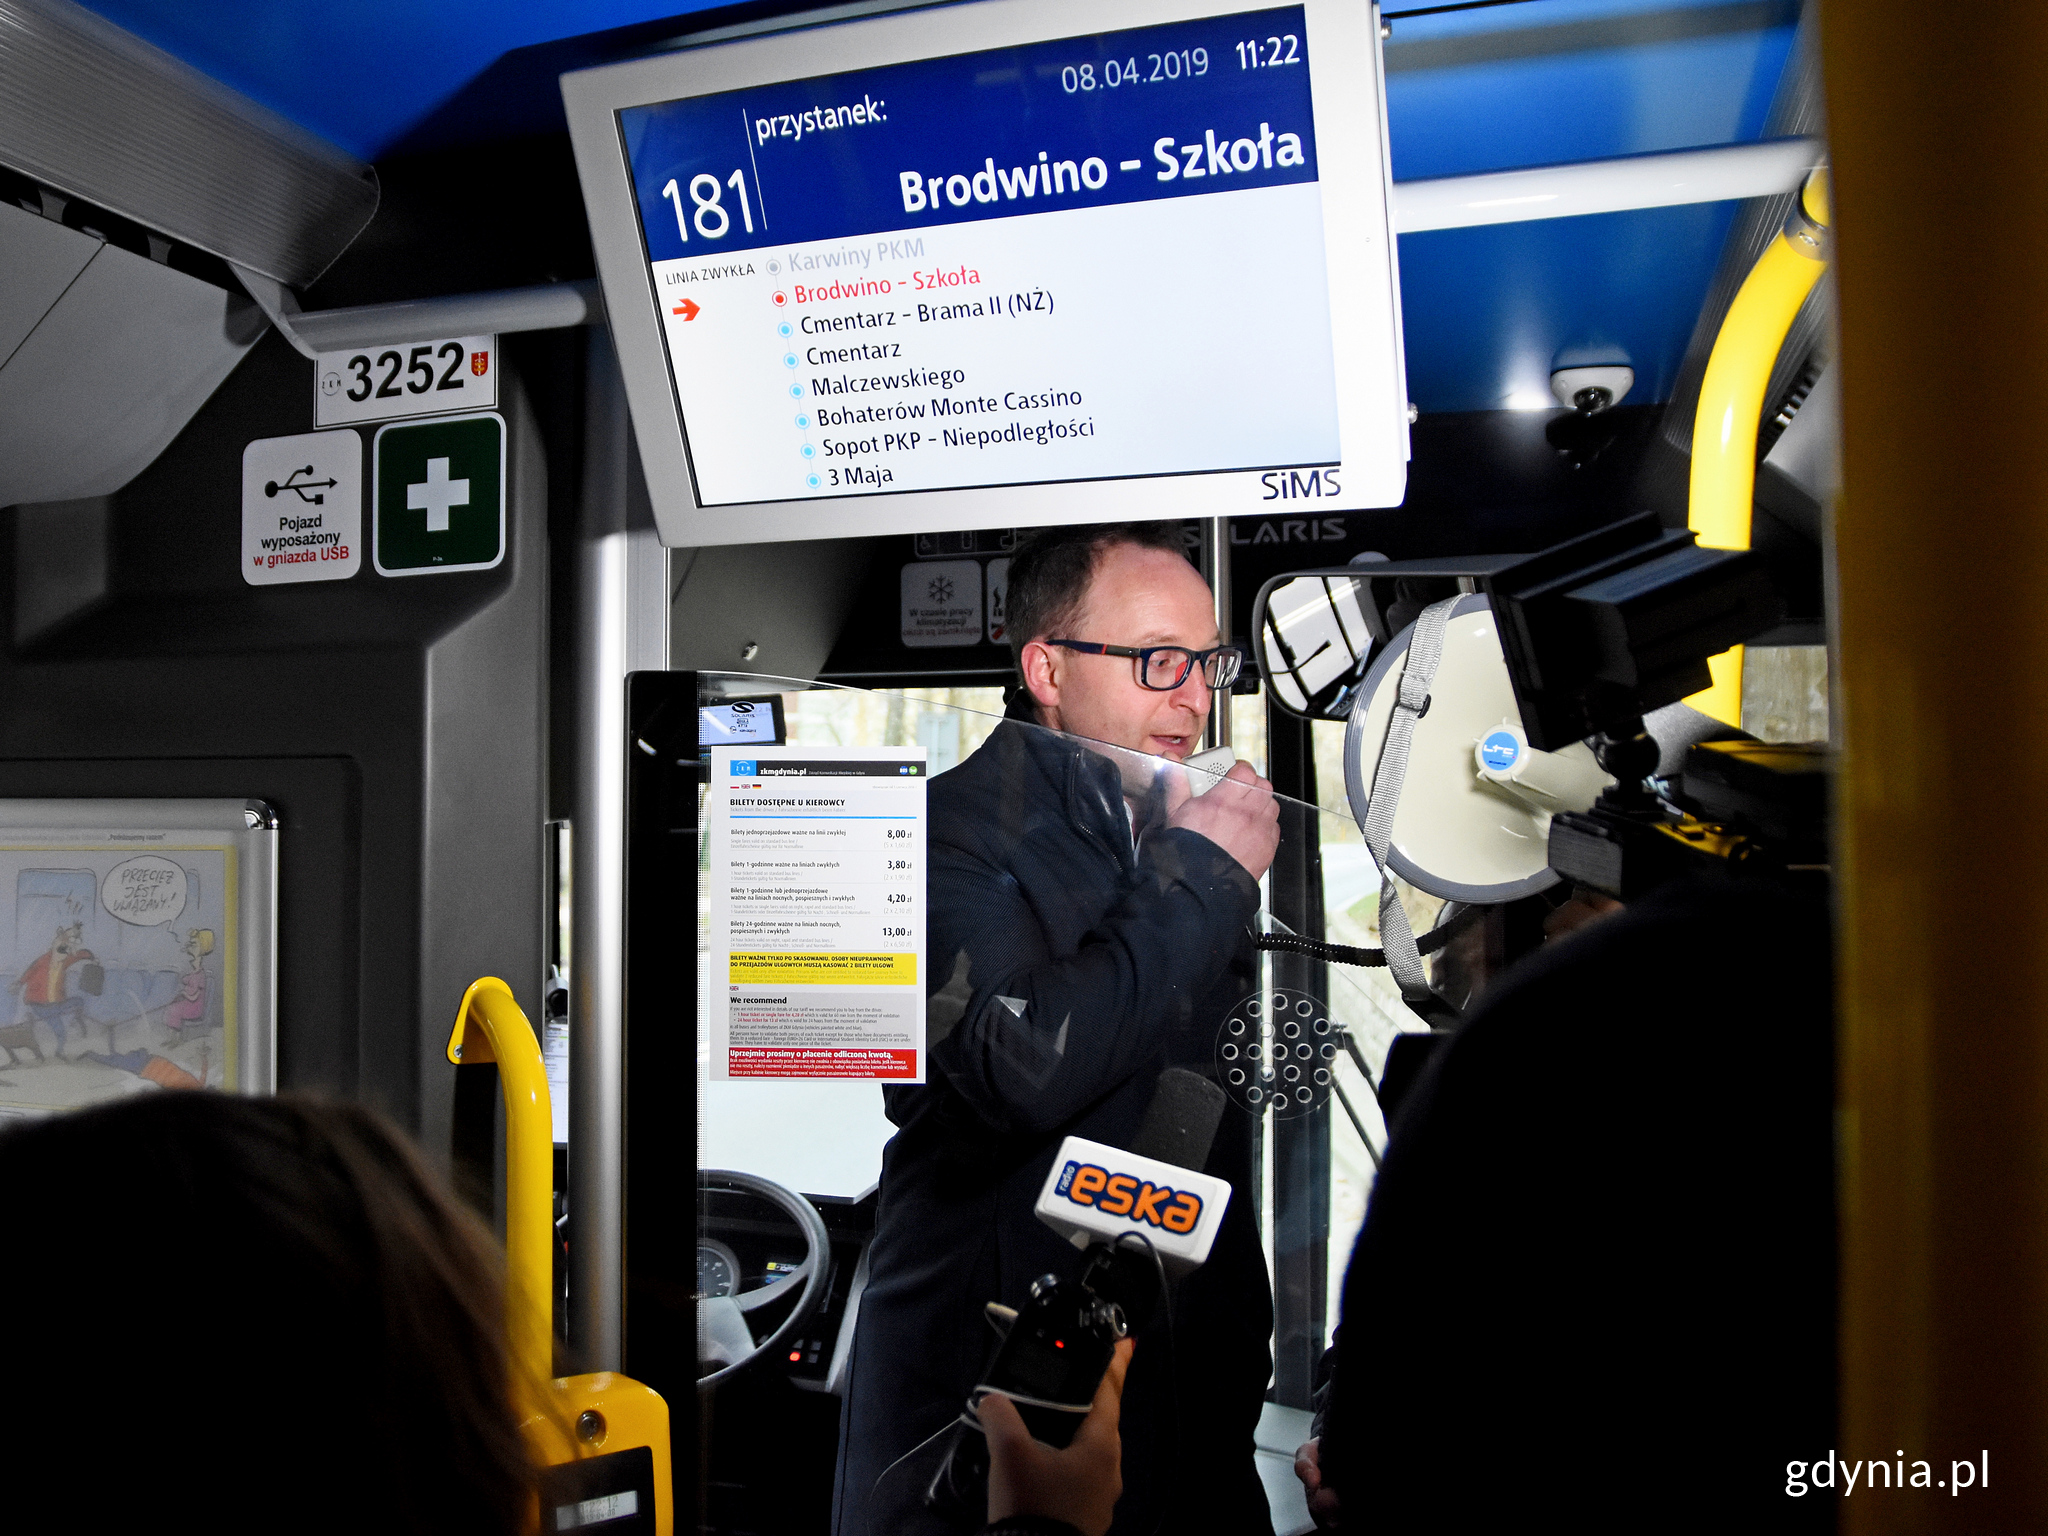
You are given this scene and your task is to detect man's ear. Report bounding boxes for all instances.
[1019,639,1061,712]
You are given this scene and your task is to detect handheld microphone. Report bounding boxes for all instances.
[1133,1062,1231,1170]
[1032,1071,1234,1279]
[924,1070,1232,1518]
[1183,745,1238,797]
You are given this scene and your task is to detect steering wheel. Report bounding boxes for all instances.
[696,1169,833,1390]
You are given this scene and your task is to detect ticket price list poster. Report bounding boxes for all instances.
[708,746,927,1080]
[621,5,1341,508]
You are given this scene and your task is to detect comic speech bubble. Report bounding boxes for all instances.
[101,856,188,926]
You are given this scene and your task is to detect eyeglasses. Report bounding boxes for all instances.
[1048,640,1246,692]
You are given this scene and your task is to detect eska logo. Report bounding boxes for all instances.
[1053,1160,1203,1234]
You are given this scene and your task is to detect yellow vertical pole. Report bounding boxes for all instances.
[447,976,556,1389]
[1686,171,1830,725]
[1823,7,2048,1529]
[448,978,674,1536]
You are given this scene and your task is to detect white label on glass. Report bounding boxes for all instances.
[900,560,983,646]
[709,746,927,1082]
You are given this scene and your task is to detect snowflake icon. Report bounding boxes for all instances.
[928,576,955,603]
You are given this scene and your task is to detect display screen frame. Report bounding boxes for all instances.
[563,0,1406,548]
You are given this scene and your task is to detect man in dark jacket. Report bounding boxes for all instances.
[833,523,1281,1536]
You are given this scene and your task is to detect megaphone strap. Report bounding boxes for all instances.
[1355,595,1462,1006]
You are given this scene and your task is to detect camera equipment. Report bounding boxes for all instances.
[1252,512,1816,933]
[924,1069,1230,1522]
[1547,736,1828,900]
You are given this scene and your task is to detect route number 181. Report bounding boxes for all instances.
[662,171,756,241]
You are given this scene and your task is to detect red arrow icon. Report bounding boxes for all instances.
[671,297,701,321]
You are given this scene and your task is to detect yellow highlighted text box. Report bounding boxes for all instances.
[729,952,917,985]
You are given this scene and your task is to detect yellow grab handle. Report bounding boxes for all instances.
[447,976,555,1389]
[452,980,673,1536]
[1686,167,1831,725]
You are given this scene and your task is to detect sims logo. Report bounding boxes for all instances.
[1053,1160,1204,1234]
[1257,469,1344,501]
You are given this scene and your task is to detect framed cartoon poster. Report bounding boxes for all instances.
[0,799,277,1121]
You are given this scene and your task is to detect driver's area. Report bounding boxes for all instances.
[630,673,1372,1536]
[695,1177,874,1534]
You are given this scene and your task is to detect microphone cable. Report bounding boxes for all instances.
[867,1413,968,1536]
[1111,1231,1176,1536]
[1252,898,1484,969]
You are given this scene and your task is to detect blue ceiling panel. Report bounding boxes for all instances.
[68,0,728,160]
[1396,199,1738,413]
[75,0,1803,171]
[1384,21,1795,180]
[60,0,1808,415]
[1381,0,1800,410]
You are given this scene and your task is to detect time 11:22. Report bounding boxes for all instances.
[1237,34,1301,68]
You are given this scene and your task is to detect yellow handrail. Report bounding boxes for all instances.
[449,978,673,1536]
[1685,167,1831,725]
[446,976,555,1389]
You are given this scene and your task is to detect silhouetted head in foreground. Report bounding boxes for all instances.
[3,1091,532,1534]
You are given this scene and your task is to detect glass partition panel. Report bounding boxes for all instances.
[691,672,1446,1534]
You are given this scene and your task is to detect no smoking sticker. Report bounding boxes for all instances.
[986,557,1011,644]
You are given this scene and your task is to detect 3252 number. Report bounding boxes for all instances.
[344,342,468,402]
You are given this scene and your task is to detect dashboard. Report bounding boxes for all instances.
[696,1236,806,1301]
[698,1186,876,1389]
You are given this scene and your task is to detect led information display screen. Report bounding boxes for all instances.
[618,6,1345,509]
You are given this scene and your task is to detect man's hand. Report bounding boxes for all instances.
[1543,885,1624,941]
[981,1336,1134,1536]
[1165,761,1280,881]
[1294,1436,1341,1529]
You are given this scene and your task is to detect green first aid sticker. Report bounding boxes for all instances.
[373,412,506,576]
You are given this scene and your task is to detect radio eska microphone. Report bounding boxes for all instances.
[925,1069,1232,1519]
[1033,1066,1233,1274]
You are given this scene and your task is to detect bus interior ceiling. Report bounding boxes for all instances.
[3,0,1843,1530]
[1,0,1833,725]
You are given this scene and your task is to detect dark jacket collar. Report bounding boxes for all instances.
[978,709,1135,872]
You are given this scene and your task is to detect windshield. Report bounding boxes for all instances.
[694,672,1457,1401]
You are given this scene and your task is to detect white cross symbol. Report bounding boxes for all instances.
[407,456,470,533]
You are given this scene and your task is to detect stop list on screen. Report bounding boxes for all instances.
[621,5,1343,508]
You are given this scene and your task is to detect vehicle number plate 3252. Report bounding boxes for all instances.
[315,335,497,426]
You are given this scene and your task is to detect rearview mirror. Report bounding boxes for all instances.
[1252,567,1383,720]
